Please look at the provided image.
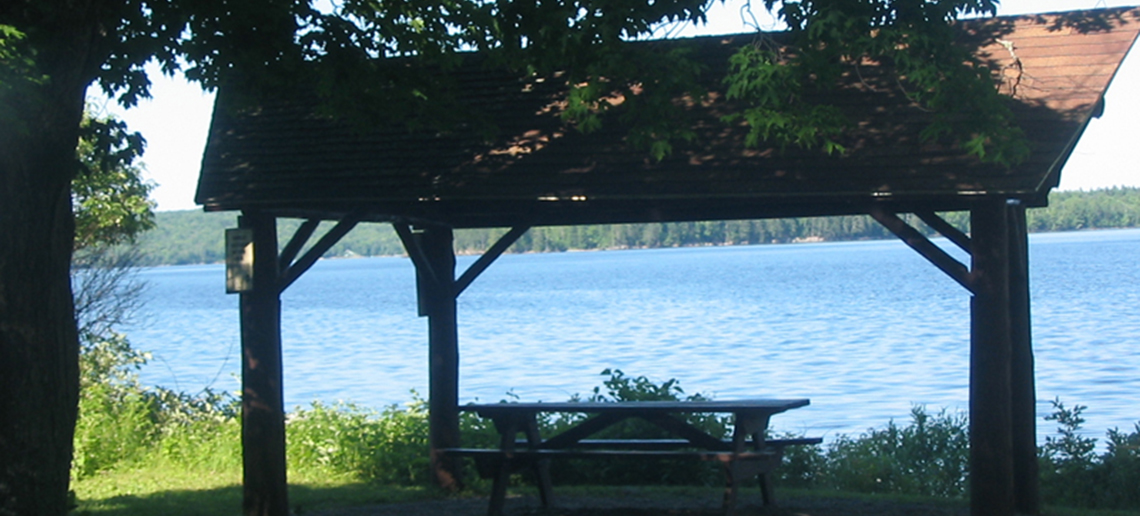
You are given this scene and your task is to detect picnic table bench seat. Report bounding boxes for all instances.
[443,436,821,472]
[449,399,816,515]
[507,436,824,450]
[442,436,822,514]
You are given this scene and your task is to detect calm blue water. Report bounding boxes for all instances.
[126,228,1140,443]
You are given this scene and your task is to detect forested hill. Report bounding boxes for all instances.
[138,187,1140,266]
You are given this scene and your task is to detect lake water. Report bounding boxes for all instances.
[126,228,1140,444]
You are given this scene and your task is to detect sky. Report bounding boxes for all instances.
[98,0,1139,212]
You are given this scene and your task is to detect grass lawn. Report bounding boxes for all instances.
[70,467,441,516]
[72,471,1140,516]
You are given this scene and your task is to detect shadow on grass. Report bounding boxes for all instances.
[72,481,439,516]
[72,483,1140,516]
[73,483,242,516]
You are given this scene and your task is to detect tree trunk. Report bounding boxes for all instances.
[0,11,94,513]
[0,124,85,516]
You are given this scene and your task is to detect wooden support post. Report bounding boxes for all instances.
[415,225,464,490]
[239,212,289,516]
[970,203,1015,516]
[1008,205,1040,515]
[874,204,1034,515]
[397,222,527,490]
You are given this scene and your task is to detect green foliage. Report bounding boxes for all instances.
[71,108,155,384]
[151,408,241,474]
[73,112,155,251]
[0,24,47,132]
[1027,188,1140,232]
[78,331,149,392]
[71,342,1140,512]
[578,369,730,440]
[738,0,1030,165]
[70,107,165,479]
[771,430,826,488]
[1101,423,1140,509]
[538,370,732,486]
[1043,399,1098,467]
[822,406,969,498]
[561,44,707,160]
[1038,398,1140,510]
[587,368,694,403]
[73,328,241,479]
[287,399,431,485]
[722,42,848,154]
[1041,398,1099,507]
[73,374,158,479]
[73,332,155,478]
[133,211,238,265]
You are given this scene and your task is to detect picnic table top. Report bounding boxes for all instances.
[459,398,810,415]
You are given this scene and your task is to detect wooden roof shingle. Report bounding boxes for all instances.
[196,7,1140,228]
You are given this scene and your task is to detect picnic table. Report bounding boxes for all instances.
[446,399,819,516]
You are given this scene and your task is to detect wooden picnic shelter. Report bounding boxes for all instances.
[195,7,1140,516]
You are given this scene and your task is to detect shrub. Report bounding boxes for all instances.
[1039,398,1140,510]
[1100,423,1140,508]
[73,352,1140,514]
[73,331,242,478]
[772,431,826,489]
[1040,398,1099,507]
[151,391,241,473]
[73,379,158,478]
[73,333,159,478]
[536,369,732,486]
[821,406,969,498]
[571,368,731,439]
[287,397,431,485]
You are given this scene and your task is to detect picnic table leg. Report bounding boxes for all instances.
[759,472,776,506]
[486,415,524,516]
[524,417,554,508]
[738,411,779,507]
[721,459,740,515]
[722,455,771,514]
[721,451,782,512]
[487,455,510,516]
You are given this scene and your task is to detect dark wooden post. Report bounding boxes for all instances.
[970,202,1015,516]
[239,212,289,516]
[1008,205,1040,515]
[415,225,463,490]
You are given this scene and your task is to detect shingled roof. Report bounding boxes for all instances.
[196,7,1140,228]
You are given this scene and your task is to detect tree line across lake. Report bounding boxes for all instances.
[139,187,1140,266]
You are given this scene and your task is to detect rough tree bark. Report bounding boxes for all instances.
[0,5,99,514]
[0,111,85,516]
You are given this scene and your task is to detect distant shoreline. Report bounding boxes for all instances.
[134,187,1140,267]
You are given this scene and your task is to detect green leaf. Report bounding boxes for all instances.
[73,111,156,251]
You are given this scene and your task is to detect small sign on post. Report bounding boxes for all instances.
[226,228,255,293]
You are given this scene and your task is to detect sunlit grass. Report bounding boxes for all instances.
[72,466,242,516]
[71,465,442,516]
